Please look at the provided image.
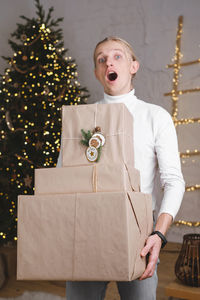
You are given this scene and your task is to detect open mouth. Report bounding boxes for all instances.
[107,71,118,81]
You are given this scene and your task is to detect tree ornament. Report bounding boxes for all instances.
[22,55,28,61]
[24,175,32,188]
[20,34,27,42]
[35,140,43,150]
[56,48,61,54]
[5,75,10,82]
[5,75,10,83]
[20,105,25,113]
[43,86,50,95]
[57,95,62,102]
[11,173,17,180]
[5,111,14,131]
[14,82,19,88]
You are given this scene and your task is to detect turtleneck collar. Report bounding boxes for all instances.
[103,89,137,109]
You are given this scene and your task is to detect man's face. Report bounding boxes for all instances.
[94,40,139,96]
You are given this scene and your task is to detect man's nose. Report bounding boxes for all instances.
[106,57,113,66]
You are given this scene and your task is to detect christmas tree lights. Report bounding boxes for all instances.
[0,0,89,244]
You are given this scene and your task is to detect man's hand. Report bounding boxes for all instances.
[139,212,173,280]
[139,234,161,280]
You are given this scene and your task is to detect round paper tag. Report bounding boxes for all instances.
[86,146,98,162]
[89,137,101,149]
[92,133,105,146]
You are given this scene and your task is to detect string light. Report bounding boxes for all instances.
[174,117,200,126]
[185,185,200,192]
[165,15,200,192]
[180,149,200,158]
[174,220,200,227]
[165,16,200,227]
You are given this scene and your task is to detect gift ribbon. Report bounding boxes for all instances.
[94,103,98,128]
[92,165,98,193]
[91,164,140,193]
[62,132,131,139]
[72,193,78,280]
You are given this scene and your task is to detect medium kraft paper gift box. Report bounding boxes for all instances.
[34,163,140,194]
[61,103,134,167]
[17,191,153,281]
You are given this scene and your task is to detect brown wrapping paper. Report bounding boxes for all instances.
[34,163,140,195]
[17,191,153,281]
[61,103,134,167]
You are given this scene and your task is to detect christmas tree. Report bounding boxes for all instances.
[0,0,89,245]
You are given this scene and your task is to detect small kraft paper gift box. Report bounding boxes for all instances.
[17,191,153,281]
[61,103,134,167]
[34,163,140,194]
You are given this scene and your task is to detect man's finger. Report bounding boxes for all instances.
[139,261,155,280]
[139,249,159,280]
[140,244,150,257]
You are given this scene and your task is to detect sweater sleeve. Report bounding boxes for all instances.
[155,108,185,219]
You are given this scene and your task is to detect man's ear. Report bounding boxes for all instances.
[130,60,139,75]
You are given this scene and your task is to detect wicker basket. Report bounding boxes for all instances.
[175,234,200,287]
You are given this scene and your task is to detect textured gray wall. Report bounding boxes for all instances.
[1,0,200,242]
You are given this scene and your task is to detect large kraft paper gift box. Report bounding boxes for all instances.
[34,163,140,194]
[61,103,134,166]
[17,191,153,281]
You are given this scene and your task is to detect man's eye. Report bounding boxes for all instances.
[98,57,105,63]
[115,54,121,60]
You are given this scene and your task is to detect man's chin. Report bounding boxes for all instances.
[104,84,132,96]
[104,88,121,96]
[104,84,119,96]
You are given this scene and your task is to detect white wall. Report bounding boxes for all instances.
[1,0,200,242]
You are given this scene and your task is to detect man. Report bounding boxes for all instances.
[58,36,185,300]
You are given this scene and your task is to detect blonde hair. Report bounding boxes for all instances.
[93,36,137,66]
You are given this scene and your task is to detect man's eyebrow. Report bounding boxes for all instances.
[95,51,103,58]
[113,48,124,52]
[95,49,124,59]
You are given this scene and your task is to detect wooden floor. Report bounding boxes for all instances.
[0,243,182,299]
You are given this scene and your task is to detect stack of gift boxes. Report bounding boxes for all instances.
[17,103,153,281]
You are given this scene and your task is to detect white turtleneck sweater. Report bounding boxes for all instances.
[57,89,185,219]
[97,89,185,219]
